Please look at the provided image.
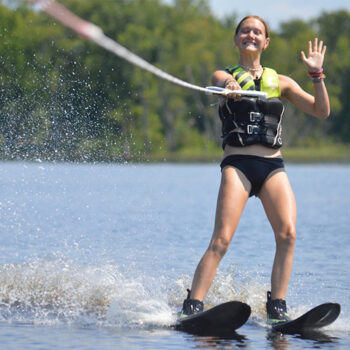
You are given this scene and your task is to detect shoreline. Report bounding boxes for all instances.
[1,145,349,164]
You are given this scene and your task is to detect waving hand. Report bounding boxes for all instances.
[301,38,326,71]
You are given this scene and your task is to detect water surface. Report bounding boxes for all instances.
[0,161,349,349]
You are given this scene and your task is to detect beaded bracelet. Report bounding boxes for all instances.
[308,68,326,83]
[311,75,326,83]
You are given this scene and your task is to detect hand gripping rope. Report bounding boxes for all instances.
[26,0,267,100]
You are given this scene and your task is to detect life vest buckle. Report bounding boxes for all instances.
[249,112,263,122]
[247,125,260,135]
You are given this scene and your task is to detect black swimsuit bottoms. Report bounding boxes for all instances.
[220,155,285,197]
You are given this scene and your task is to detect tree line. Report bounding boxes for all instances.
[0,0,349,162]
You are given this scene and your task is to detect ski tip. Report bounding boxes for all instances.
[318,302,341,316]
[174,300,251,335]
[271,302,341,334]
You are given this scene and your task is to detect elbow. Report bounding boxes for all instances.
[319,109,330,119]
[314,106,330,119]
[318,99,331,119]
[315,112,330,119]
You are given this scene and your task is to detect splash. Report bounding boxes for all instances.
[172,265,350,332]
[0,259,348,332]
[0,258,174,327]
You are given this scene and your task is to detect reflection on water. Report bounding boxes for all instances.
[267,330,339,350]
[184,331,247,349]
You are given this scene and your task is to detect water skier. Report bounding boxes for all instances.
[181,15,329,324]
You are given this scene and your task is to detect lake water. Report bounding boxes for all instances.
[0,161,349,349]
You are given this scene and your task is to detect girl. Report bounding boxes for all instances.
[181,15,329,324]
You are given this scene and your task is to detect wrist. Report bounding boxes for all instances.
[223,77,235,87]
[311,77,325,83]
[308,67,323,73]
[308,68,326,82]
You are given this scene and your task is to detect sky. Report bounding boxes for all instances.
[8,0,350,31]
[207,0,350,30]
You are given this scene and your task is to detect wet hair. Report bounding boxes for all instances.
[235,15,270,38]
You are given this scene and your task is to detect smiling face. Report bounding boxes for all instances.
[234,17,270,54]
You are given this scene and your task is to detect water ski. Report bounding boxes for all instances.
[271,302,341,334]
[175,301,251,335]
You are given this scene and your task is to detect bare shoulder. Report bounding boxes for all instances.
[212,70,234,86]
[213,70,231,80]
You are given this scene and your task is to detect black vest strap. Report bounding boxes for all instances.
[219,97,284,149]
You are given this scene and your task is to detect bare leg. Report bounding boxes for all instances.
[190,167,250,301]
[259,170,297,300]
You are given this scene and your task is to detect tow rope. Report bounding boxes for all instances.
[26,0,267,99]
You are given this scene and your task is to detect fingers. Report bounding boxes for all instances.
[308,40,312,56]
[225,81,240,98]
[318,39,323,52]
[225,80,240,91]
[309,38,320,54]
[224,80,242,100]
[310,38,326,54]
[227,92,242,101]
[316,38,327,58]
[316,38,326,55]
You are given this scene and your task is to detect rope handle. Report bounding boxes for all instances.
[205,87,268,99]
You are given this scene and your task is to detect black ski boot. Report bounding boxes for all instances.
[266,291,291,324]
[180,289,204,318]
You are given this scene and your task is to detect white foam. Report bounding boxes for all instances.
[0,259,347,332]
[0,258,175,328]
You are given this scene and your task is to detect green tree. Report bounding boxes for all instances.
[0,1,349,161]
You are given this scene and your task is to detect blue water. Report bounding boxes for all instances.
[0,161,349,349]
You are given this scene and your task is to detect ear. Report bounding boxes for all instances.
[263,37,270,51]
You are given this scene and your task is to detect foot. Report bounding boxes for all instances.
[180,289,204,318]
[266,291,291,325]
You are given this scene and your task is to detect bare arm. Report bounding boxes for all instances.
[211,70,242,102]
[280,38,330,119]
[212,70,242,90]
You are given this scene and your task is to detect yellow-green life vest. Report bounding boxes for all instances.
[225,65,281,98]
[219,65,284,149]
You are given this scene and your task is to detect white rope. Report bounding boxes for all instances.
[88,26,212,94]
[26,0,267,99]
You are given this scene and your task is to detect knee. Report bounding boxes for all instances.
[275,223,296,248]
[208,236,231,258]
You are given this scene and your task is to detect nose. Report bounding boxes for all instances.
[247,30,255,38]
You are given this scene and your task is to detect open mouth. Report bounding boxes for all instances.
[243,41,257,48]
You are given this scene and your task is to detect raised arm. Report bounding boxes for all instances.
[280,38,330,119]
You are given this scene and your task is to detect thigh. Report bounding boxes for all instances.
[258,170,297,234]
[211,167,250,242]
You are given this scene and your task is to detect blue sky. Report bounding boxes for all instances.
[207,0,350,29]
[13,0,350,31]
